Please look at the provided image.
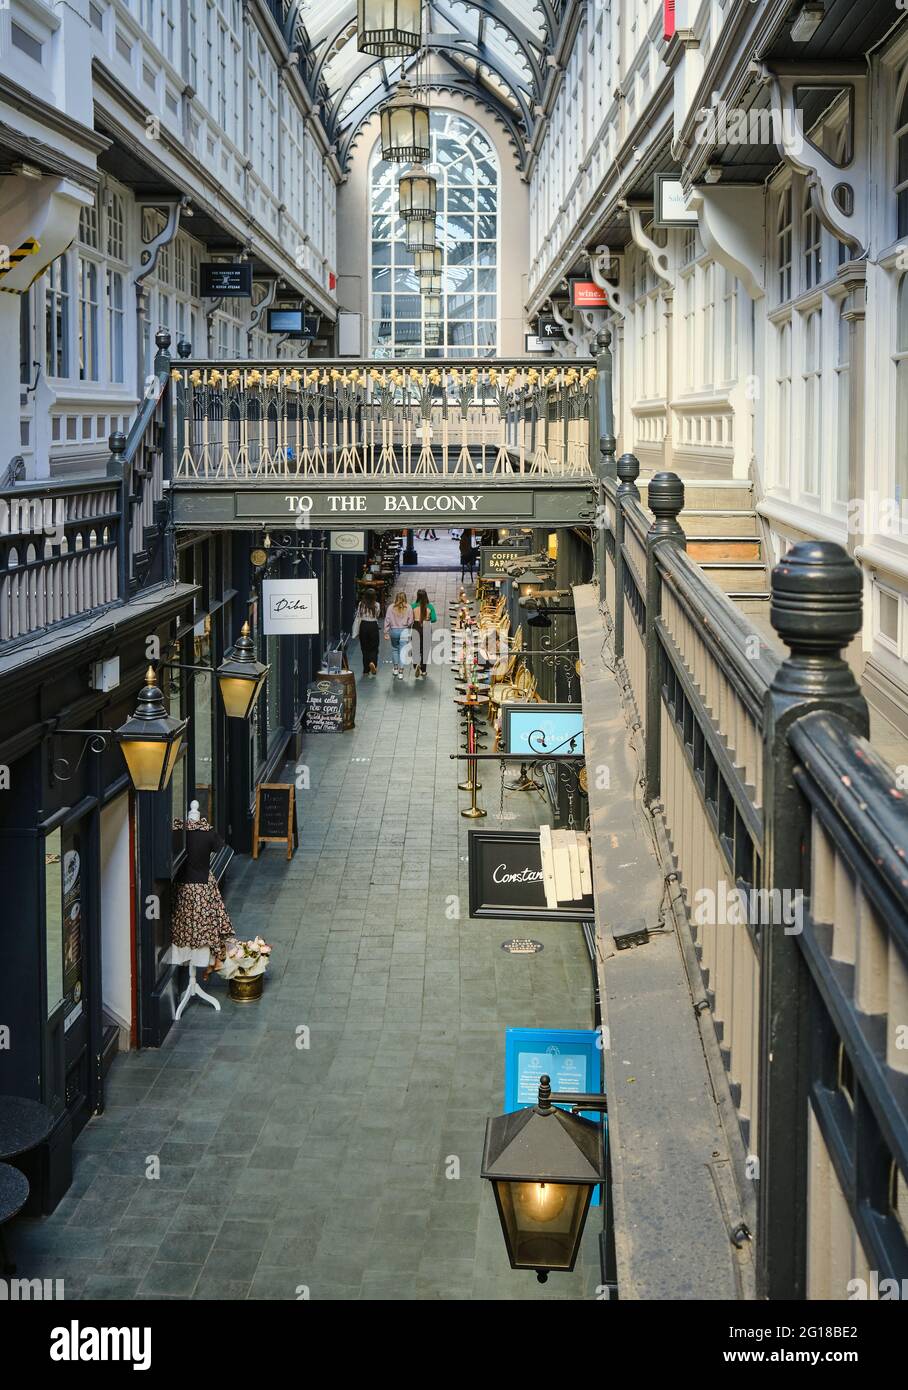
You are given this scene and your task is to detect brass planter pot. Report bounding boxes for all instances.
[228,973,265,1003]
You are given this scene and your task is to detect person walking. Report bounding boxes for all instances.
[460,529,477,581]
[352,587,381,677]
[411,588,437,679]
[384,589,413,681]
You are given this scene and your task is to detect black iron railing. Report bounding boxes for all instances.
[596,451,908,1301]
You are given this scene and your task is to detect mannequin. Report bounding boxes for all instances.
[169,806,233,1011]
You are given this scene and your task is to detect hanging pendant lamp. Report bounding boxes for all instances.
[422,291,442,319]
[380,79,430,163]
[424,319,443,347]
[405,215,437,252]
[414,246,442,281]
[399,164,437,221]
[358,0,422,58]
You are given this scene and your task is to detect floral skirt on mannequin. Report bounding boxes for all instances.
[171,819,234,958]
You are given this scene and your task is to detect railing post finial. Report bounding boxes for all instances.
[176,339,192,359]
[616,452,640,501]
[646,470,685,546]
[769,541,864,704]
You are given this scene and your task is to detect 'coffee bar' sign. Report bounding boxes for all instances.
[468,829,595,922]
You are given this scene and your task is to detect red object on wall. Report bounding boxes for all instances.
[570,279,609,309]
[664,0,676,39]
[329,271,337,291]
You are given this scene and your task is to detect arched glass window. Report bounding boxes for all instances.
[370,110,499,357]
[802,309,822,496]
[835,302,850,504]
[894,273,908,501]
[895,79,908,239]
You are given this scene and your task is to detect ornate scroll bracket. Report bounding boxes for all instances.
[548,298,589,357]
[588,246,627,320]
[134,198,183,290]
[625,206,672,286]
[764,67,867,255]
[686,185,765,300]
[247,278,279,353]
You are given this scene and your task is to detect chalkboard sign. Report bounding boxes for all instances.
[468,828,594,922]
[305,679,346,732]
[252,783,298,860]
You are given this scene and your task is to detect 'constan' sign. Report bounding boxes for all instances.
[468,829,594,922]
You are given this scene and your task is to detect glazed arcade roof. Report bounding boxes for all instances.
[289,1,565,172]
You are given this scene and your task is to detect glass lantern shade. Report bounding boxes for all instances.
[422,292,442,318]
[357,0,422,58]
[481,1077,605,1279]
[216,622,270,720]
[492,1180,594,1275]
[414,247,443,281]
[399,165,437,220]
[115,667,188,793]
[380,80,430,163]
[420,271,443,295]
[424,319,443,346]
[405,215,437,252]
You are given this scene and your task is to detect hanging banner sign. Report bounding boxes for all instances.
[653,173,698,227]
[525,333,554,354]
[501,703,585,758]
[200,263,253,297]
[479,541,531,578]
[468,829,595,922]
[262,578,319,634]
[569,279,609,309]
[536,315,566,342]
[330,531,367,554]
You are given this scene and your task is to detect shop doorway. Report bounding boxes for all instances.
[100,793,134,1056]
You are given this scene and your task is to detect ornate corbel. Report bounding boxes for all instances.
[588,246,627,320]
[134,198,183,291]
[247,278,279,353]
[765,66,867,254]
[548,299,588,357]
[686,185,765,300]
[625,205,672,286]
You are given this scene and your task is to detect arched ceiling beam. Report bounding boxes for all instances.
[308,1,547,110]
[431,0,544,91]
[339,74,526,173]
[330,37,533,141]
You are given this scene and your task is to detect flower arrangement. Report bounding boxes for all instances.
[219,936,273,981]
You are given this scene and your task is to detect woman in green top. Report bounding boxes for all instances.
[411,588,437,679]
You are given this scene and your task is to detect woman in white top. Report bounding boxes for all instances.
[383,590,413,681]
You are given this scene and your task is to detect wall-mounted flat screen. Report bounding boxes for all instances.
[267,309,320,337]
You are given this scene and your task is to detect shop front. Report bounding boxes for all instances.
[0,587,194,1210]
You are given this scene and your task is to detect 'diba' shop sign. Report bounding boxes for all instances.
[468,829,594,922]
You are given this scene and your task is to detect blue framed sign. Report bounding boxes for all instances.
[501,703,584,758]
[504,1027,605,1207]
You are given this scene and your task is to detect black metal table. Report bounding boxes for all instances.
[0,1096,54,1160]
[0,1162,29,1275]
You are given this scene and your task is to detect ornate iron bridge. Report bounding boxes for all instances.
[171,358,596,482]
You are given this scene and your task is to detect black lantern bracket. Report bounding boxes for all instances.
[48,726,114,784]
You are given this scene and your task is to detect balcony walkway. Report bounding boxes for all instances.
[9,564,601,1301]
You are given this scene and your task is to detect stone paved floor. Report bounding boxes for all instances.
[11,566,601,1301]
